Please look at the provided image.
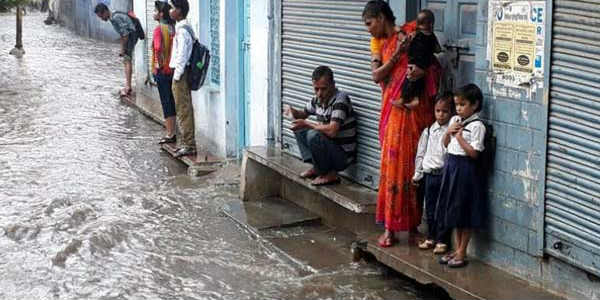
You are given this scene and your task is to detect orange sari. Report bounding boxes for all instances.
[375,21,441,232]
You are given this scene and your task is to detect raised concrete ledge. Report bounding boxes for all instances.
[243,146,377,214]
[120,92,229,176]
[361,234,565,300]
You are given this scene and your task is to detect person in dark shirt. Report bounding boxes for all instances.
[400,9,441,109]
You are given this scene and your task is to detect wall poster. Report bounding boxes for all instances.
[487,1,546,88]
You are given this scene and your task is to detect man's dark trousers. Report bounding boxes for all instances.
[294,129,347,175]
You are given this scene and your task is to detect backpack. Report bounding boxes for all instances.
[463,119,496,176]
[115,11,145,40]
[181,25,210,90]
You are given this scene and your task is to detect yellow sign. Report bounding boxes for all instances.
[513,23,536,73]
[492,22,514,71]
[492,22,537,74]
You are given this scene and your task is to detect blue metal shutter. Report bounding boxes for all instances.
[544,0,600,276]
[280,0,381,189]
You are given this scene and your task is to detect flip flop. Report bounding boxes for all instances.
[439,253,455,265]
[311,177,341,186]
[433,243,448,254]
[378,236,397,248]
[418,239,435,250]
[300,169,318,179]
[448,258,468,268]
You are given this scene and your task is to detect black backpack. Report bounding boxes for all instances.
[115,11,145,40]
[463,119,496,175]
[181,25,210,90]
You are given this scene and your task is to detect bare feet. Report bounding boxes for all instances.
[300,168,318,179]
[311,171,340,186]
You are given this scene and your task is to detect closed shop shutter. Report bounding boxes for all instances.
[544,0,600,275]
[280,0,381,189]
[146,0,158,84]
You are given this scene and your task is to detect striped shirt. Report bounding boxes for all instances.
[304,89,357,162]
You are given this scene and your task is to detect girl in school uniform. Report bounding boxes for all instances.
[436,84,487,268]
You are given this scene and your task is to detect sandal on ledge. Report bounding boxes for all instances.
[158,135,176,144]
[418,239,435,250]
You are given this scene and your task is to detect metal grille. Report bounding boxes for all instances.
[544,0,600,275]
[209,0,220,85]
[280,0,381,189]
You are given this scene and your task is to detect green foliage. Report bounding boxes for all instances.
[0,0,30,11]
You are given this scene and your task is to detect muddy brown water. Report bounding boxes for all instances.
[0,13,442,300]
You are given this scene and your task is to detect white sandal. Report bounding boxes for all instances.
[418,239,435,249]
[433,243,448,254]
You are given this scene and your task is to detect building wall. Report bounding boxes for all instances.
[57,0,131,42]
[470,1,600,299]
[132,0,243,159]
[248,0,270,146]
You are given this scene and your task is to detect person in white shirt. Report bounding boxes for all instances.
[169,0,196,158]
[412,92,454,255]
[436,84,487,268]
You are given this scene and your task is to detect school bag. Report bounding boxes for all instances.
[181,25,210,90]
[114,11,145,40]
[463,119,496,175]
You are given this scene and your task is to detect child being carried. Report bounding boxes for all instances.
[400,9,441,109]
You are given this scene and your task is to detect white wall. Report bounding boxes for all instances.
[249,0,270,146]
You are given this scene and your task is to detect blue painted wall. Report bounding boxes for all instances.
[470,1,600,298]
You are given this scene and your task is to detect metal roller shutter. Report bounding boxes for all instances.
[544,0,600,275]
[280,0,381,189]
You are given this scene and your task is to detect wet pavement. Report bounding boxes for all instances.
[0,13,442,300]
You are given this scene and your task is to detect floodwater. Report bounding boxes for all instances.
[0,13,438,300]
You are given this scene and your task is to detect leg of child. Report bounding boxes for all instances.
[455,229,471,260]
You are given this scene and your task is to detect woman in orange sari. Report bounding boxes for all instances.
[362,0,441,247]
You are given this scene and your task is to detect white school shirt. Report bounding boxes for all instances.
[413,121,449,181]
[445,113,486,156]
[169,19,194,81]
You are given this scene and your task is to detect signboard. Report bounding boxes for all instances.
[487,1,546,88]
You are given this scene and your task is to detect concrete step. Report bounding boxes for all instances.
[245,146,377,214]
[222,196,321,231]
[221,197,357,271]
[362,234,565,300]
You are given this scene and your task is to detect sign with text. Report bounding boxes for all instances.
[488,1,546,88]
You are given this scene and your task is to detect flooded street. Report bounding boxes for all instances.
[0,13,436,300]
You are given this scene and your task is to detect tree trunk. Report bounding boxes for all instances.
[15,5,23,49]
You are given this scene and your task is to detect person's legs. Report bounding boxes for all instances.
[294,129,318,178]
[122,34,138,94]
[455,229,471,259]
[124,61,133,92]
[293,129,313,163]
[165,117,176,137]
[172,71,196,152]
[306,130,347,184]
[155,73,177,141]
[424,174,438,241]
